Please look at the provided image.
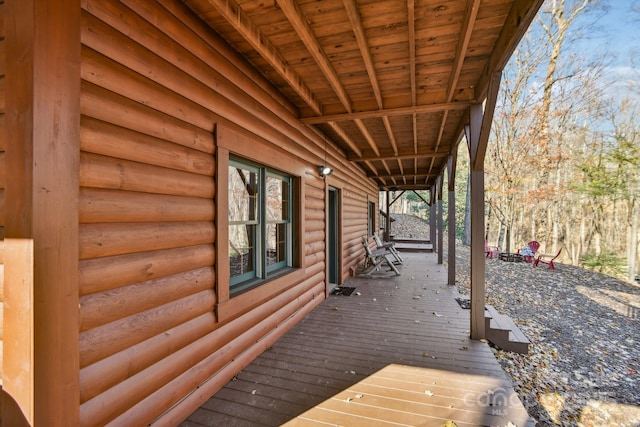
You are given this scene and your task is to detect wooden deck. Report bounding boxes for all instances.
[181,252,533,427]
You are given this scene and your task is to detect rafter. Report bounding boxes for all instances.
[354,119,380,156]
[344,0,382,108]
[446,0,481,103]
[435,0,480,155]
[326,121,362,157]
[277,0,352,112]
[344,0,398,156]
[205,0,322,115]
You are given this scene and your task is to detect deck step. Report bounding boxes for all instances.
[484,305,530,354]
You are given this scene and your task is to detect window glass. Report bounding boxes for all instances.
[229,159,294,292]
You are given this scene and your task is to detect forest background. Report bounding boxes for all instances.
[387,0,639,283]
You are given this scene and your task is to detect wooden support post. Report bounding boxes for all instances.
[385,190,391,240]
[436,175,444,265]
[4,0,81,424]
[467,71,502,341]
[429,187,436,250]
[447,154,458,286]
[467,106,485,340]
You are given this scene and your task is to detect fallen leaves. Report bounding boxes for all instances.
[451,243,640,426]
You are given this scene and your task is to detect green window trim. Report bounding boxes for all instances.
[228,158,294,295]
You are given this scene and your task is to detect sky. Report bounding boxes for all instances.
[598,1,637,67]
[588,2,638,88]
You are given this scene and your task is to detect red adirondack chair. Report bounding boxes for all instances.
[484,240,500,259]
[519,240,540,263]
[534,248,562,270]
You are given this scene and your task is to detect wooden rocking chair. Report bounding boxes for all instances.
[361,237,400,276]
[533,248,562,270]
[373,234,403,264]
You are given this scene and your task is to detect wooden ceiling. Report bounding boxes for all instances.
[184,0,542,190]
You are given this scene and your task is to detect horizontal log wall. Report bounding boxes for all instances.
[0,0,6,380]
[0,0,5,241]
[78,0,378,425]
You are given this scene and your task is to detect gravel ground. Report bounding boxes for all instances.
[390,214,640,426]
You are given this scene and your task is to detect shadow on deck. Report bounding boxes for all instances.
[181,252,533,427]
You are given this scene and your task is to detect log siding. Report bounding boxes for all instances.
[76,1,377,425]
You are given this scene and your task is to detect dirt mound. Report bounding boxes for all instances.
[388,214,429,239]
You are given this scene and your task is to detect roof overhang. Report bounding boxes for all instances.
[184,0,544,190]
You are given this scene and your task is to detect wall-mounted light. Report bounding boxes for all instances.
[319,165,333,177]
[319,132,332,177]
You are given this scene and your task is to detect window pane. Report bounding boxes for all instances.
[229,165,258,222]
[266,223,287,267]
[266,175,289,222]
[229,224,255,279]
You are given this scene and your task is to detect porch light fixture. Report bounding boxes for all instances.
[319,165,333,177]
[319,132,332,177]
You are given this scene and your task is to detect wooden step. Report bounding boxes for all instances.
[484,306,530,354]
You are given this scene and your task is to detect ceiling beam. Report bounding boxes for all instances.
[300,101,472,124]
[205,0,322,115]
[348,150,447,162]
[382,184,433,191]
[369,172,436,180]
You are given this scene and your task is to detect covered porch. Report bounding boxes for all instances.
[182,251,533,426]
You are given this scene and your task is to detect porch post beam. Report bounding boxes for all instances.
[4,0,81,424]
[429,187,436,251]
[437,174,444,265]
[468,103,485,340]
[447,153,458,286]
[385,190,391,240]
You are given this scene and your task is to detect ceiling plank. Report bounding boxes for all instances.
[300,101,472,124]
[277,0,352,112]
[204,0,322,115]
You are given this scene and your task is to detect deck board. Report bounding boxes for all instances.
[181,252,533,426]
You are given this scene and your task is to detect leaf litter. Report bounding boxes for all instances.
[451,243,640,426]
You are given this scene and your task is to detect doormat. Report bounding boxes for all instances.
[455,297,471,309]
[332,286,356,296]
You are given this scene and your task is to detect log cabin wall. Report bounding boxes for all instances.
[0,0,6,380]
[77,0,377,425]
[0,1,5,242]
